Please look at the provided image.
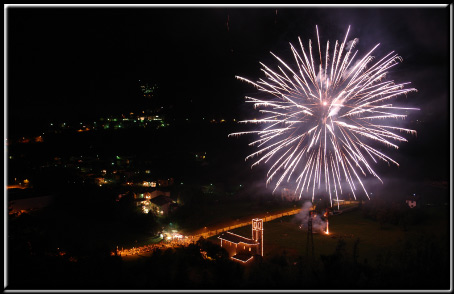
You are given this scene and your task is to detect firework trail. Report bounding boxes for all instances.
[230,26,418,206]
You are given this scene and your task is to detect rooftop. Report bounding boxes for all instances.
[150,195,174,206]
[218,231,258,245]
[231,253,254,263]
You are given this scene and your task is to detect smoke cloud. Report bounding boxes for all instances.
[293,201,327,233]
[345,38,359,51]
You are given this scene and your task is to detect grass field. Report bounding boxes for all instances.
[212,206,449,266]
[175,199,299,234]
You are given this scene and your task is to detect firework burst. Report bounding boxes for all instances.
[230,26,418,206]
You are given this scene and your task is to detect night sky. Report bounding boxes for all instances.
[6,5,451,184]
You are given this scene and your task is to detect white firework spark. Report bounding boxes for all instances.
[230,26,418,206]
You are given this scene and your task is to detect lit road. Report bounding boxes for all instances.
[114,207,302,258]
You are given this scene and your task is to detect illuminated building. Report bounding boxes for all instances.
[218,218,263,264]
[252,218,264,256]
[149,195,176,216]
[157,178,174,187]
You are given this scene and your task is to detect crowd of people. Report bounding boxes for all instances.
[113,235,197,257]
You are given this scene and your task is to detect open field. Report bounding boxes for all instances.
[213,206,449,266]
[175,199,299,235]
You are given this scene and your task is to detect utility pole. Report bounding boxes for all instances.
[306,209,315,258]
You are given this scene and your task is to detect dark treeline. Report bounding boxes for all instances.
[8,230,450,290]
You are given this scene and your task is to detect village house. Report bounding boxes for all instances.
[134,189,171,200]
[149,195,177,216]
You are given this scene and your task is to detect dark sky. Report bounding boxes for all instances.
[6,5,451,182]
